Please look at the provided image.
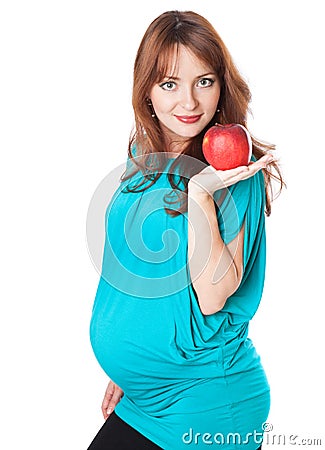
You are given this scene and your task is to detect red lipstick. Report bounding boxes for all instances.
[175,114,202,124]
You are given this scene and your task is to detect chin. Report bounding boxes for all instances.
[179,129,205,139]
[161,121,207,142]
[175,125,206,138]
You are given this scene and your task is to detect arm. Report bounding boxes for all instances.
[188,186,244,315]
[187,155,271,315]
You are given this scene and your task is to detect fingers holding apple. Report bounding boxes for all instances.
[202,122,274,169]
[189,122,274,196]
[188,163,249,198]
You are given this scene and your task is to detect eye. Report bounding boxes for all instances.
[159,81,177,91]
[197,78,215,88]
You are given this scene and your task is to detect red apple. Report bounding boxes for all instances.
[202,123,252,170]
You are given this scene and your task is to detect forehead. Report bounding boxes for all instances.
[157,44,213,79]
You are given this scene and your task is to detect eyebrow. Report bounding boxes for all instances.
[163,72,216,80]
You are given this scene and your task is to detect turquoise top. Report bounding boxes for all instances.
[90,153,270,449]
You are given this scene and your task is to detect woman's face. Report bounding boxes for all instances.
[150,45,221,151]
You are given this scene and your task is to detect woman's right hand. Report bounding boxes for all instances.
[188,154,273,198]
[101,379,124,419]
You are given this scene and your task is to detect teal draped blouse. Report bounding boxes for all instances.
[90,152,270,449]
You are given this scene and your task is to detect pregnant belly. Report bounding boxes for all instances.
[90,294,179,394]
[90,305,270,418]
[90,285,270,417]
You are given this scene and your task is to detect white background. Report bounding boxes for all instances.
[1,0,324,448]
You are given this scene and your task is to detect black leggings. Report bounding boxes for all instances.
[87,411,263,449]
[87,411,162,449]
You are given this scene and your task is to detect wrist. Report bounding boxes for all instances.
[188,181,211,201]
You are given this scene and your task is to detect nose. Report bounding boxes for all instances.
[180,86,199,111]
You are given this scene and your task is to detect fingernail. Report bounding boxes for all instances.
[107,407,113,415]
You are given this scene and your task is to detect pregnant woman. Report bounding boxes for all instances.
[87,10,284,450]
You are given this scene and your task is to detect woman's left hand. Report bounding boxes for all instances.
[101,379,124,420]
[188,154,274,197]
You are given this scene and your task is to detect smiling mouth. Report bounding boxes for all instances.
[174,114,203,124]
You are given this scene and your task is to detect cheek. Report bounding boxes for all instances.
[205,91,220,114]
[151,95,175,114]
[150,86,179,114]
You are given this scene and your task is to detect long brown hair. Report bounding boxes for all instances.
[121,10,285,216]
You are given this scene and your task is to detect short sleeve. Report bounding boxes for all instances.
[213,168,266,273]
[213,177,250,245]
